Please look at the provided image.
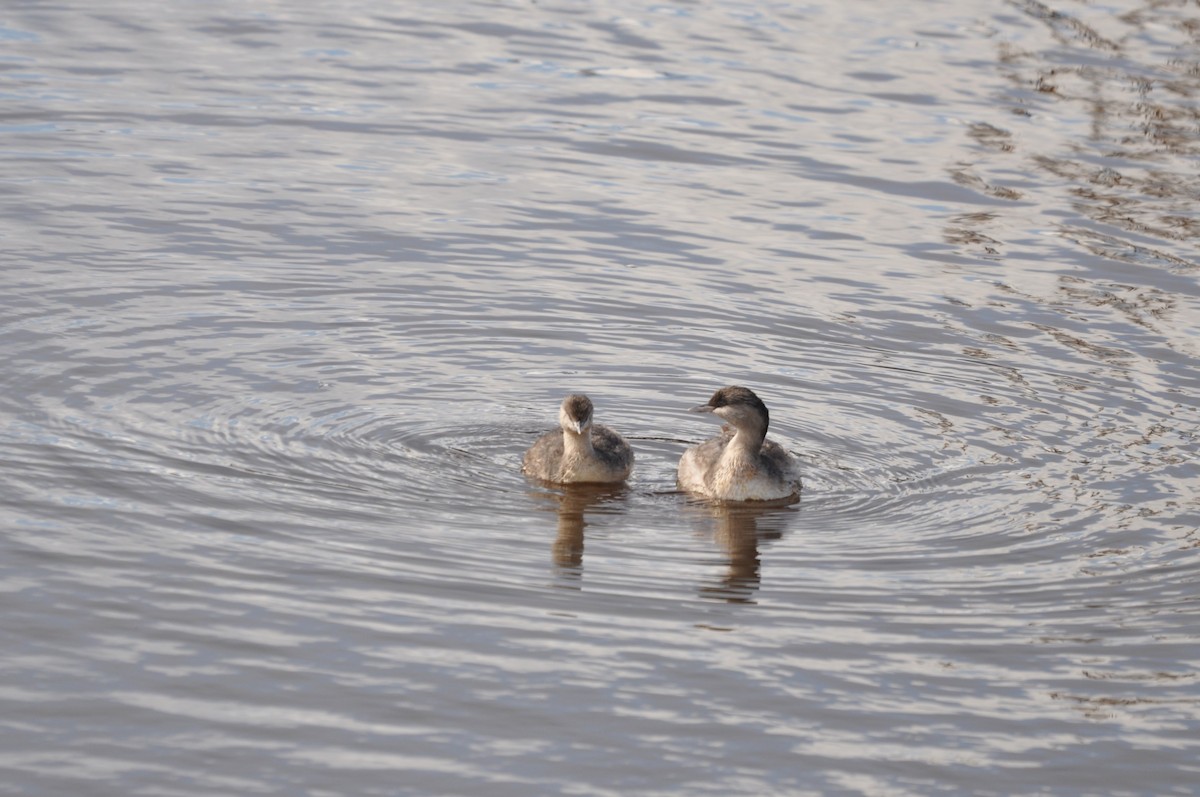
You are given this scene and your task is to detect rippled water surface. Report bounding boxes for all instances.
[3,0,1199,794]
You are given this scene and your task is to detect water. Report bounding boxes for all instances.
[2,0,1198,794]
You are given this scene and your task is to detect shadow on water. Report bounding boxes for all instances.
[526,481,631,583]
[685,498,798,605]
[527,476,800,605]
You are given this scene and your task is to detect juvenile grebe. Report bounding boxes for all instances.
[523,394,634,484]
[677,386,801,501]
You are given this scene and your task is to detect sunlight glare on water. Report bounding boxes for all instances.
[1,0,1198,794]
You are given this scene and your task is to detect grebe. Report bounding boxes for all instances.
[677,386,800,501]
[523,394,633,484]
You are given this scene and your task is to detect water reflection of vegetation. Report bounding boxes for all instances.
[948,1,1199,264]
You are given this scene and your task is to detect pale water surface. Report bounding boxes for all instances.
[2,0,1199,794]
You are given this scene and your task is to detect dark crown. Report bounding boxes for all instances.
[563,394,594,422]
[708,385,769,425]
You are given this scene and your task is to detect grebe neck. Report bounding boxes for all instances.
[563,428,595,457]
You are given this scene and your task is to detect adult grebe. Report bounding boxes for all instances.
[523,394,634,484]
[677,386,801,501]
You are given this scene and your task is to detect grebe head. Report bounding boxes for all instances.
[690,385,769,433]
[559,394,594,435]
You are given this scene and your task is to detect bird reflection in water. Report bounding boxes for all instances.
[527,482,629,585]
[687,499,796,604]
